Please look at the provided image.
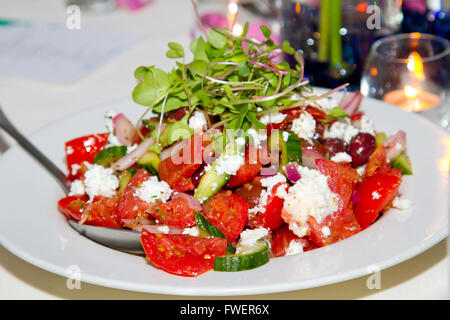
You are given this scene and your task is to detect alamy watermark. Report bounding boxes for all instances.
[66,5,81,30]
[66,265,82,290]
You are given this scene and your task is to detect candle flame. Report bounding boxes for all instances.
[404,85,419,99]
[295,1,301,15]
[407,51,425,80]
[228,2,238,14]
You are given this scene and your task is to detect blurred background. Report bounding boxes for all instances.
[0,0,448,148]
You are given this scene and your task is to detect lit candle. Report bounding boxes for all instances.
[383,85,441,112]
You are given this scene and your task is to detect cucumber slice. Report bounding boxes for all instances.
[94,146,127,167]
[375,132,388,147]
[214,240,269,272]
[137,151,160,175]
[194,212,235,254]
[391,153,413,175]
[280,130,302,166]
[194,141,245,204]
[118,168,137,193]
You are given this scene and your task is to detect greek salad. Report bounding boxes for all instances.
[57,24,412,277]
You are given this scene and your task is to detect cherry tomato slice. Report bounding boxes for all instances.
[271,224,318,257]
[149,198,197,228]
[365,145,390,177]
[315,159,359,214]
[246,182,288,231]
[353,173,402,229]
[141,231,227,277]
[65,133,109,180]
[80,195,123,229]
[202,190,249,243]
[307,202,361,247]
[118,169,153,227]
[226,145,263,188]
[57,195,89,221]
[158,137,202,192]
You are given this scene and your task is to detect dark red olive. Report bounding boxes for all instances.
[322,138,346,158]
[347,133,376,167]
[167,107,189,122]
[190,163,208,187]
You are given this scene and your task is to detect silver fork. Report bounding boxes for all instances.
[0,105,144,255]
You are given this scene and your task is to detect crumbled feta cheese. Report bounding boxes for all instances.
[324,118,359,144]
[321,226,331,237]
[256,107,263,112]
[155,225,170,234]
[188,111,207,130]
[127,144,138,154]
[215,153,245,176]
[283,166,339,237]
[69,179,85,196]
[372,191,381,200]
[356,165,366,177]
[249,173,287,216]
[286,239,304,256]
[394,142,403,151]
[133,176,172,203]
[238,228,269,247]
[66,146,74,155]
[392,196,412,210]
[84,163,119,200]
[235,137,246,145]
[330,152,352,163]
[259,112,287,125]
[282,131,289,142]
[71,164,81,176]
[182,227,200,237]
[354,115,375,135]
[291,112,316,141]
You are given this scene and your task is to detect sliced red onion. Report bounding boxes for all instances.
[339,92,364,116]
[285,162,301,184]
[172,192,202,212]
[134,224,185,234]
[159,139,185,161]
[302,148,324,169]
[111,137,155,171]
[384,130,407,161]
[113,113,138,146]
[351,190,360,205]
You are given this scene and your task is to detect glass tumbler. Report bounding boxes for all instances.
[361,33,450,130]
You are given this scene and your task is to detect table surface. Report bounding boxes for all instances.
[0,0,448,300]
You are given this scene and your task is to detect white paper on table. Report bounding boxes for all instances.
[0,22,142,84]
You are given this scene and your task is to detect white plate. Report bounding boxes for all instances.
[0,96,448,296]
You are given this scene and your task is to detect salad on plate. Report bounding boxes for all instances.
[57,22,413,277]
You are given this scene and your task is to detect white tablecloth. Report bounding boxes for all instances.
[0,0,448,299]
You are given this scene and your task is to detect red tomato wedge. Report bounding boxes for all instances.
[148,198,197,228]
[354,173,402,229]
[118,169,152,226]
[57,195,89,221]
[246,182,288,231]
[202,190,249,243]
[271,224,317,257]
[226,146,263,188]
[365,145,390,177]
[65,133,109,180]
[315,159,359,214]
[305,105,328,120]
[307,202,361,247]
[141,231,227,277]
[80,195,123,229]
[158,137,202,192]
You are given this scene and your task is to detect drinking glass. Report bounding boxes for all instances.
[361,33,450,129]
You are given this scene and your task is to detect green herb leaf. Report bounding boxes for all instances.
[330,106,349,118]
[166,42,185,59]
[260,25,271,39]
[238,62,250,77]
[282,40,295,55]
[208,28,228,49]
